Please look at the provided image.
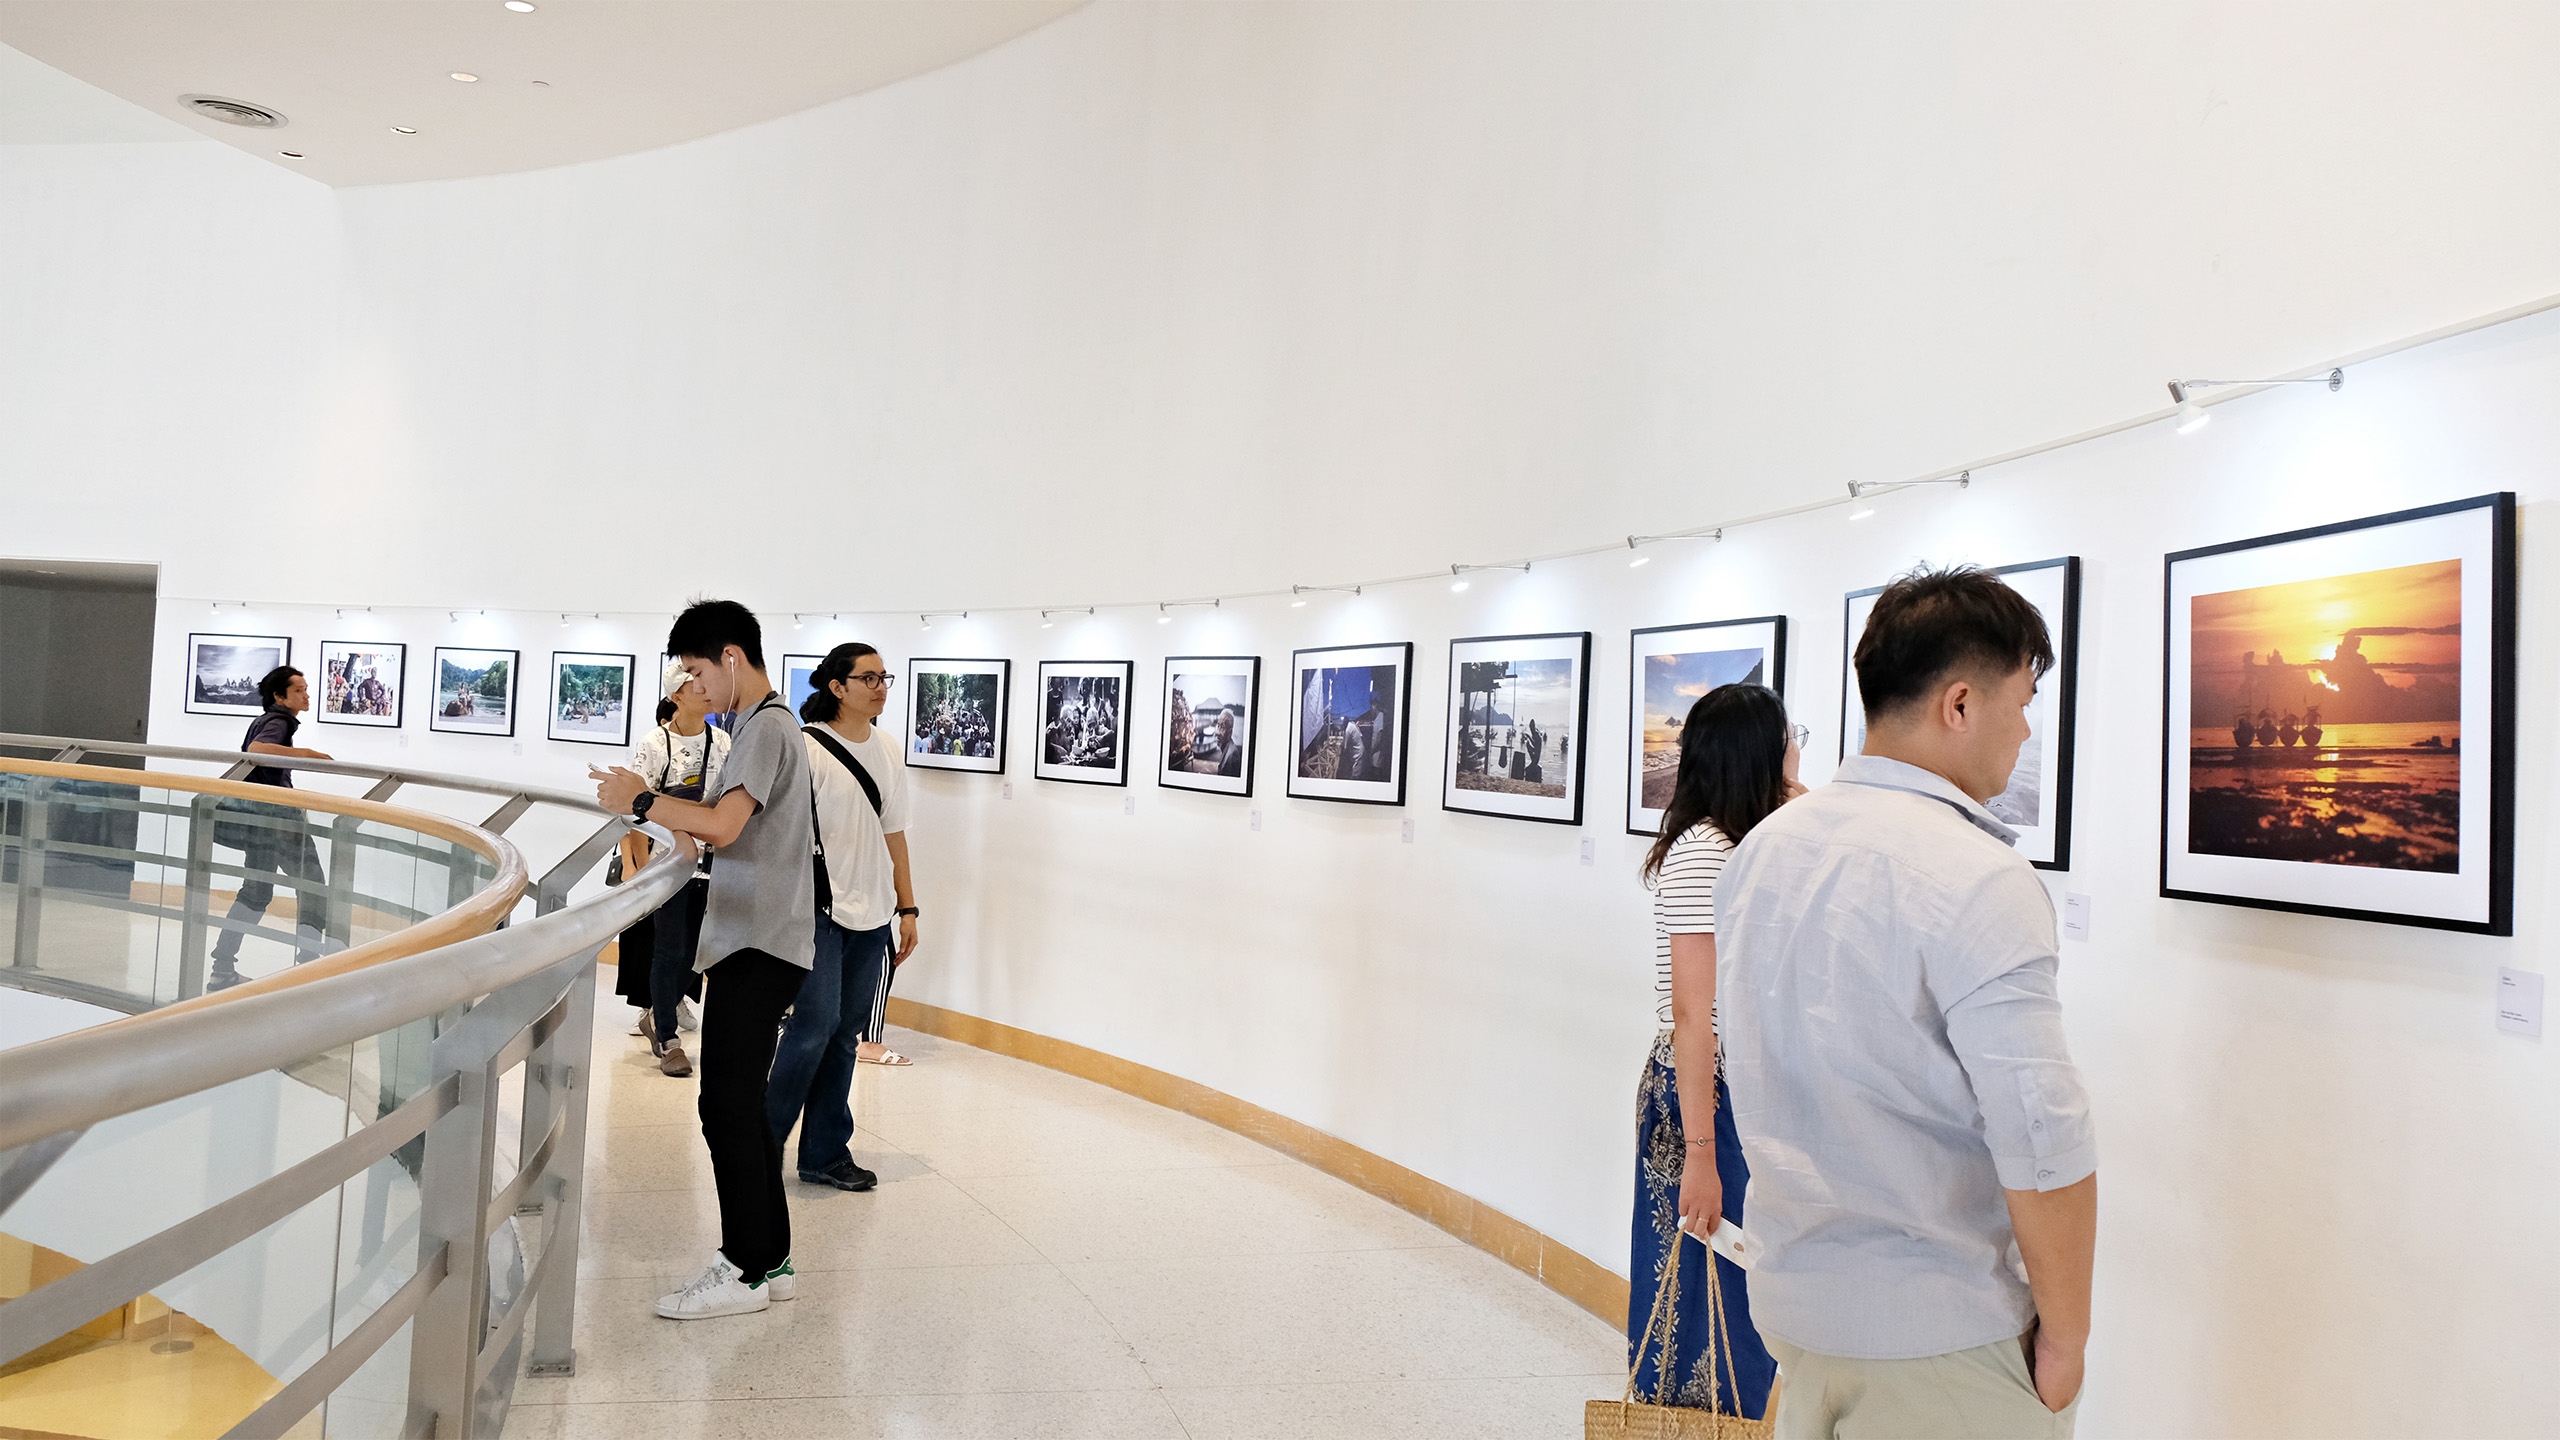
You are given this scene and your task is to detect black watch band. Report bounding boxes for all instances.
[631,791,655,823]
[896,905,920,917]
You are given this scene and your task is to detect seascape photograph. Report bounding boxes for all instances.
[2187,558,2462,872]
[1638,645,1766,811]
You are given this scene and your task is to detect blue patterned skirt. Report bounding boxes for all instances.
[1630,1028,1777,1418]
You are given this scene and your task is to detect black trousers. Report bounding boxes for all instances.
[697,947,806,1282]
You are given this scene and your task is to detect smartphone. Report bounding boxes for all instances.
[1678,1215,1755,1270]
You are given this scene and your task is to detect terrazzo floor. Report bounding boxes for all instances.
[502,1004,1624,1439]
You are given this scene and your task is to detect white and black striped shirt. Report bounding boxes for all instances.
[1651,820,1733,1025]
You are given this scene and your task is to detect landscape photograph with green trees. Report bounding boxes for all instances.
[431,647,518,735]
[549,652,634,745]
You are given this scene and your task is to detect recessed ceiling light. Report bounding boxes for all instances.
[450,72,480,83]
[392,126,418,134]
[505,1,536,11]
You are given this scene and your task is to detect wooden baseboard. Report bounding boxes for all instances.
[883,996,1631,1335]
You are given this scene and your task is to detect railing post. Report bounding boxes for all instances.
[11,776,49,971]
[525,953,598,1377]
[407,1044,502,1440]
[177,794,216,999]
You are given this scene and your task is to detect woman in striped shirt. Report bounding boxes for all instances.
[1629,682,1804,1419]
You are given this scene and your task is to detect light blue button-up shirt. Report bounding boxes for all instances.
[1717,754,2097,1361]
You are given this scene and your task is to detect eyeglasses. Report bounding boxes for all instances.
[1787,724,1811,749]
[851,672,897,690]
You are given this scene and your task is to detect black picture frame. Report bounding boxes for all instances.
[1442,631,1592,826]
[2160,492,2515,935]
[906,657,1011,774]
[1159,655,1262,797]
[429,647,520,737]
[548,651,636,748]
[1284,641,1415,807]
[1626,615,1788,839]
[1837,561,2080,871]
[184,633,292,718]
[1034,659,1136,787]
[315,639,408,729]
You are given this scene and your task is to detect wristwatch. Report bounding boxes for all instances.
[631,792,655,823]
[896,905,920,918]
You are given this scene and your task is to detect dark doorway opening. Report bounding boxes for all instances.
[1,557,159,892]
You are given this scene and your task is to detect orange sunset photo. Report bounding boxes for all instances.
[2188,558,2461,871]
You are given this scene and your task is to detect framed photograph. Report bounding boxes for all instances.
[1161,656,1262,796]
[1286,642,1414,806]
[548,651,635,747]
[1444,632,1592,825]
[1839,559,2081,870]
[185,634,291,717]
[1035,661,1134,786]
[1626,616,1787,838]
[429,648,519,737]
[315,640,407,728]
[908,658,1010,773]
[782,654,824,719]
[2163,493,2515,935]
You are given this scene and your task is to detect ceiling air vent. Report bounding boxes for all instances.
[178,95,288,128]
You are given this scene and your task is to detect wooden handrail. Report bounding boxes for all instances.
[0,757,530,1026]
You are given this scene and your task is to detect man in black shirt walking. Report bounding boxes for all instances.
[210,665,336,990]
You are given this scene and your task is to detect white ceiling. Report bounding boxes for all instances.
[0,0,1086,186]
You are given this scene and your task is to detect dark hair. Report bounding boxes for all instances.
[666,597,764,671]
[1643,683,1791,882]
[655,697,679,725]
[1854,565,2054,722]
[798,642,882,724]
[256,666,303,707]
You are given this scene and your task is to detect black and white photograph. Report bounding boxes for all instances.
[430,647,519,737]
[1036,660,1133,786]
[317,640,407,728]
[1840,560,2080,869]
[185,633,292,717]
[1444,632,1591,825]
[2164,495,2514,934]
[549,651,635,747]
[1626,615,1787,837]
[908,657,1010,774]
[1160,656,1261,796]
[1287,641,1413,806]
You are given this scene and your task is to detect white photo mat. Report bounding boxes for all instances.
[1160,656,1261,797]
[1035,660,1134,786]
[2163,504,2503,929]
[1286,642,1413,806]
[905,657,1010,774]
[1442,631,1590,825]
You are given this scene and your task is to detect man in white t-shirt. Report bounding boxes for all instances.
[767,642,921,1191]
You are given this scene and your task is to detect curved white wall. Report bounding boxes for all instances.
[10,5,2560,1434]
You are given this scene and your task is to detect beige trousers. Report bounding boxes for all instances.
[1764,1332,2081,1439]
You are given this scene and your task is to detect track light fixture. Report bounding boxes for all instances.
[2166,369,2344,435]
[1626,529,1722,565]
[1290,584,1362,603]
[1449,560,1530,592]
[1847,472,1969,501]
[918,611,968,631]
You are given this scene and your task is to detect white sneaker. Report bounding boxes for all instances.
[656,1253,769,1320]
[765,1256,796,1301]
[677,997,701,1032]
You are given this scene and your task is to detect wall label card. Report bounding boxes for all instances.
[2497,968,2543,1038]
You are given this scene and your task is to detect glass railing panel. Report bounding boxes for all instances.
[0,1038,363,1439]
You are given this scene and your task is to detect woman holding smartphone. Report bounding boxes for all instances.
[1629,683,1803,1420]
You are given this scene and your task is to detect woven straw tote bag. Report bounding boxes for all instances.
[1586,1235,1775,1440]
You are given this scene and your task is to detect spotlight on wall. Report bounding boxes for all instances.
[449,72,480,83]
[1627,554,1651,568]
[1449,560,1529,594]
[1157,607,1172,623]
[2165,369,2343,435]
[1848,508,1877,522]
[792,614,805,629]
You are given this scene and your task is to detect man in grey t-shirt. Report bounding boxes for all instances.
[594,598,814,1321]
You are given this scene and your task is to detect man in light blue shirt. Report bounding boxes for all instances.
[1719,566,2095,1436]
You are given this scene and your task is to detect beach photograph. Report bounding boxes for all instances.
[1638,645,1766,810]
[2187,558,2462,872]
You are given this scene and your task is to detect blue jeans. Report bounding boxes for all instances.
[766,914,891,1174]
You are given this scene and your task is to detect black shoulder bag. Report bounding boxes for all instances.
[804,722,889,922]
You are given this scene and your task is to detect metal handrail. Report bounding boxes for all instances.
[0,733,688,1439]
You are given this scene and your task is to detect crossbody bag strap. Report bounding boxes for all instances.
[802,723,885,817]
